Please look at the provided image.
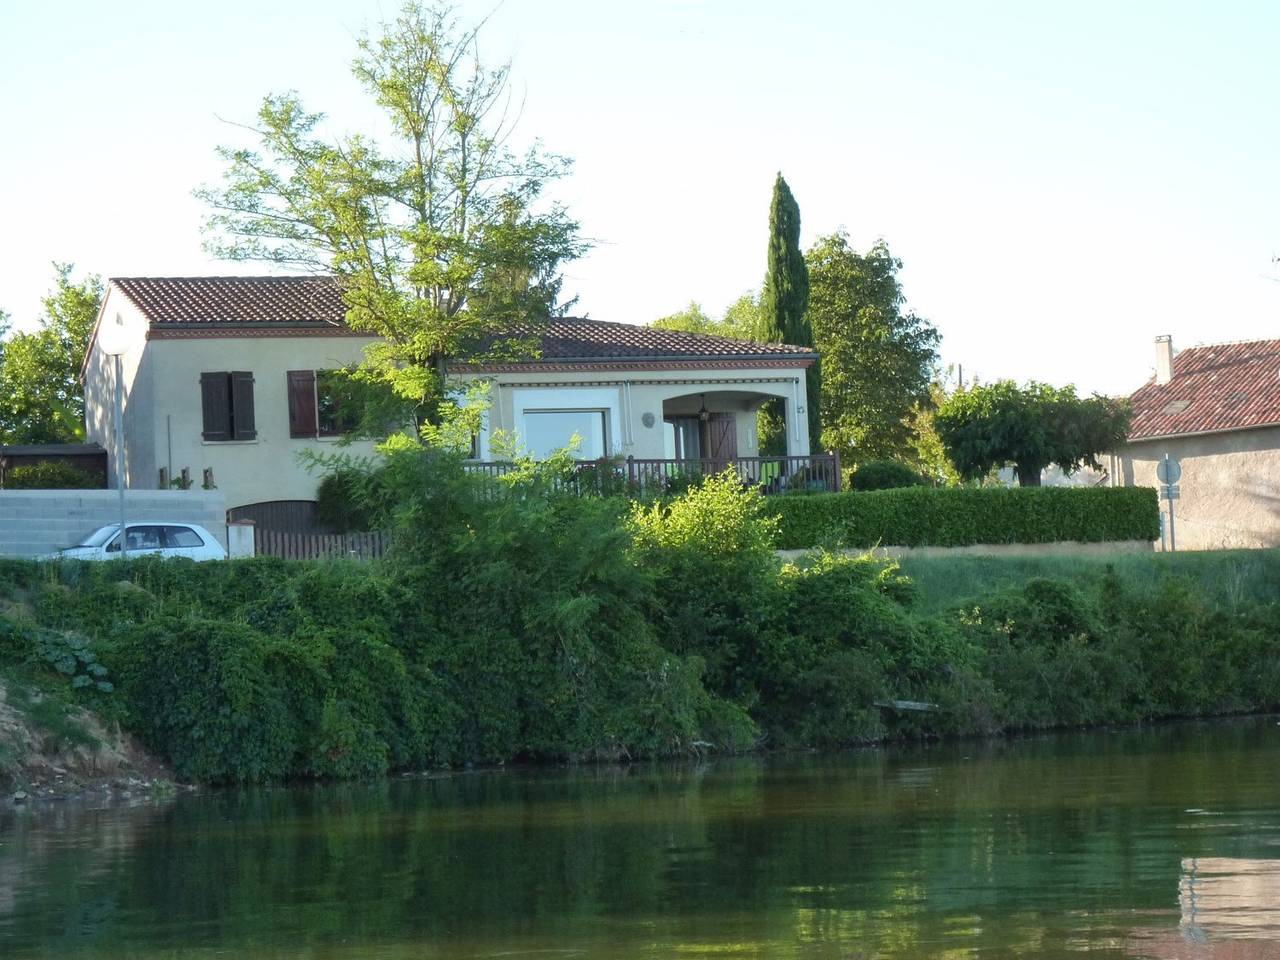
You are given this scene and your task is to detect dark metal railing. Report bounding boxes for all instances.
[463,453,841,497]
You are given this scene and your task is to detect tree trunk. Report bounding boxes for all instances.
[1016,463,1043,486]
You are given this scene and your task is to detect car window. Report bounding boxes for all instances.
[77,525,119,548]
[165,526,205,548]
[124,526,165,551]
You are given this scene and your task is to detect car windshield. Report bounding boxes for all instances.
[74,525,120,548]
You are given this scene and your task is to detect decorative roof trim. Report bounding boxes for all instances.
[147,326,372,341]
[449,358,815,373]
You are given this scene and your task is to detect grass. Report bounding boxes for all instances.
[896,548,1280,615]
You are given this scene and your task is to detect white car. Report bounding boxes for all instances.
[54,522,227,562]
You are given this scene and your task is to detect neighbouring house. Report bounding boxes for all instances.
[82,276,825,532]
[1107,335,1280,550]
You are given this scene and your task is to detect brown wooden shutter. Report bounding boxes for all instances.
[200,372,230,441]
[287,370,317,438]
[230,371,256,440]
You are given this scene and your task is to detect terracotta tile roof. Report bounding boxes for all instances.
[109,276,813,362]
[1127,338,1280,440]
[502,317,816,362]
[112,275,346,326]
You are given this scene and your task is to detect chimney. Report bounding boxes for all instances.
[1155,335,1174,385]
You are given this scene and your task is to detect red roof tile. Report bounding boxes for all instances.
[490,317,815,362]
[109,276,814,362]
[1127,338,1280,440]
[113,276,346,326]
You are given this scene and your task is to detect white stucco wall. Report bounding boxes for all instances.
[144,335,381,510]
[456,366,813,459]
[84,289,154,489]
[1110,426,1280,550]
[85,305,382,511]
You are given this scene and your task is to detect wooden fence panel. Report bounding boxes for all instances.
[254,528,389,561]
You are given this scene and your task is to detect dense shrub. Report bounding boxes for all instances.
[766,485,1160,549]
[315,467,385,533]
[848,459,924,491]
[0,451,1273,786]
[3,462,101,489]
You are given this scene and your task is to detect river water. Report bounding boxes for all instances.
[2,718,1279,958]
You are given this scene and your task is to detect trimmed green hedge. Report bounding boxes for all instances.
[3,462,101,490]
[766,486,1160,550]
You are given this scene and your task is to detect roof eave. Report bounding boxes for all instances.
[1126,419,1280,444]
[450,352,817,367]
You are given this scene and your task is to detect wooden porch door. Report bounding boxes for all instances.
[705,413,738,471]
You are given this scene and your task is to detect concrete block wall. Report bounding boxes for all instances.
[0,490,227,558]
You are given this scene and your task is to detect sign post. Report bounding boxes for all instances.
[98,312,131,559]
[1156,454,1181,552]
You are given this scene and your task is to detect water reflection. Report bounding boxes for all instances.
[1183,858,1280,938]
[0,719,1278,958]
[1129,857,1280,959]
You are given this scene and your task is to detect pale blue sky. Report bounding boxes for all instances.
[2,1,1277,394]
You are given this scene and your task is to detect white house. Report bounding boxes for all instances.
[83,276,824,531]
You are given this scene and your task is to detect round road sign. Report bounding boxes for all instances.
[1157,456,1181,484]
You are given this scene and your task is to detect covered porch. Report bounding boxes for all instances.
[467,387,840,495]
[647,388,839,493]
[463,367,837,493]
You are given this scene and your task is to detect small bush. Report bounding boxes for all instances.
[766,485,1160,549]
[848,459,924,491]
[315,468,383,533]
[3,462,101,489]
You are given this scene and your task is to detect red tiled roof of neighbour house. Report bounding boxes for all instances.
[1127,338,1280,440]
[106,276,815,363]
[112,276,348,326]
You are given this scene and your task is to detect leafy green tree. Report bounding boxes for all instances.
[651,302,720,336]
[905,373,965,487]
[806,233,939,464]
[651,295,759,340]
[759,174,810,345]
[758,174,818,451]
[722,292,762,341]
[198,2,585,431]
[0,264,103,444]
[934,380,1131,486]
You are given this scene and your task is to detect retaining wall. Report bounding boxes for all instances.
[0,490,227,558]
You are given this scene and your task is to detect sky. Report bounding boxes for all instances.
[1,0,1277,396]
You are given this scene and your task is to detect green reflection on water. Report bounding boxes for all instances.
[2,718,1279,959]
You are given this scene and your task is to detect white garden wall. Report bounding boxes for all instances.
[0,490,227,558]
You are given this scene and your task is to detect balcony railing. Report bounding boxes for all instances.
[464,453,841,497]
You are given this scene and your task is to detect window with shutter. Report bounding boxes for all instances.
[200,373,231,441]
[230,372,256,440]
[316,370,352,436]
[287,370,318,438]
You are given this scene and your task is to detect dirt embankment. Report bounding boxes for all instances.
[0,680,177,803]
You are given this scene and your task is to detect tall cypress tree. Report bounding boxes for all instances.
[758,173,821,449]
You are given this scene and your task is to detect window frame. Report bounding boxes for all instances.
[521,407,611,459]
[164,526,206,549]
[200,371,256,442]
[288,369,352,439]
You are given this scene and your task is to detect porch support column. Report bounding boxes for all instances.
[786,376,811,456]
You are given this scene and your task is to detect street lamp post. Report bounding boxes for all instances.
[98,313,130,559]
